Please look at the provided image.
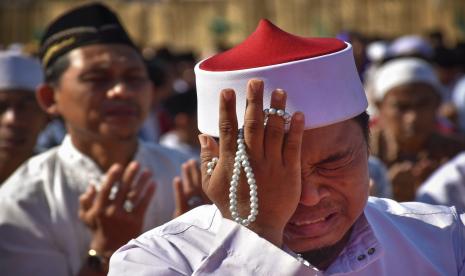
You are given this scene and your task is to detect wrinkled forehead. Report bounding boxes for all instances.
[67,44,143,69]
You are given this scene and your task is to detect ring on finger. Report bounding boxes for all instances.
[123,199,135,213]
[207,157,219,175]
[263,108,291,125]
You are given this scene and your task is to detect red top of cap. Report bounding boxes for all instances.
[199,19,347,71]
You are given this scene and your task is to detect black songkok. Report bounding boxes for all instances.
[39,2,136,68]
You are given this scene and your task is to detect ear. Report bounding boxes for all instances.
[36,84,60,116]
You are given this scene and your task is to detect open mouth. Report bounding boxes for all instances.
[285,212,338,238]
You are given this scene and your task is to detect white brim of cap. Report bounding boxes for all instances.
[195,42,368,137]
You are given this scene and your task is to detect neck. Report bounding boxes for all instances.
[301,227,353,271]
[70,135,138,172]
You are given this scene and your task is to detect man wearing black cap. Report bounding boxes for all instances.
[0,3,189,275]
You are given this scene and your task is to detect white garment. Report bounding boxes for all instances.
[109,197,465,275]
[159,131,200,161]
[416,152,465,214]
[0,135,188,275]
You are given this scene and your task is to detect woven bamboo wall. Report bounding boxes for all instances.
[1,0,464,55]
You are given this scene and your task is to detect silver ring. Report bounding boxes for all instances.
[263,108,291,125]
[187,195,203,208]
[207,157,219,176]
[123,199,135,213]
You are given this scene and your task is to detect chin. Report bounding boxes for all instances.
[284,228,347,253]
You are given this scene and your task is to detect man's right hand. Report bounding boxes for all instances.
[78,161,156,255]
[198,79,305,247]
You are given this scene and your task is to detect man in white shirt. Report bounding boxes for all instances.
[109,20,465,275]
[0,3,189,276]
[0,51,48,183]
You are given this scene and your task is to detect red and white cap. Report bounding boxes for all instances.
[195,19,367,137]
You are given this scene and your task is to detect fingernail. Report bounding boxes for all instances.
[250,79,264,91]
[294,112,304,121]
[198,134,208,147]
[223,89,233,101]
[273,89,284,100]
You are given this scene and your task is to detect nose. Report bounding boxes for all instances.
[107,81,133,99]
[300,179,330,206]
[1,107,19,126]
[403,110,418,126]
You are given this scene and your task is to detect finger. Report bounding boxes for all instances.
[94,164,123,211]
[283,112,305,166]
[199,134,220,191]
[134,181,156,216]
[181,162,192,192]
[187,159,201,190]
[79,185,97,213]
[114,161,140,206]
[218,89,238,161]
[264,89,287,160]
[173,176,188,217]
[243,79,264,159]
[126,169,153,203]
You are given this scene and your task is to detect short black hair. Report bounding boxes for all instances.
[163,89,197,117]
[352,111,370,143]
[44,53,70,85]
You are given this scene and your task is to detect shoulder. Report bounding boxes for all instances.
[0,148,59,200]
[416,152,465,196]
[139,141,190,164]
[143,204,218,239]
[366,197,461,228]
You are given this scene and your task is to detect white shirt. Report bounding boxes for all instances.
[109,197,465,275]
[0,135,188,275]
[160,131,200,161]
[416,152,465,214]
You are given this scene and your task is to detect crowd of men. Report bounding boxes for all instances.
[0,2,464,275]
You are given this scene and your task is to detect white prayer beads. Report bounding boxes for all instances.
[229,128,258,226]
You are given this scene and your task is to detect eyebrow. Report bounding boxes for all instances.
[317,148,353,165]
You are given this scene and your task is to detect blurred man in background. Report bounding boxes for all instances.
[370,58,465,201]
[0,3,189,275]
[159,89,200,160]
[0,51,47,183]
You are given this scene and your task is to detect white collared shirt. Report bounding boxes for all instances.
[0,135,188,275]
[417,152,465,214]
[109,197,465,275]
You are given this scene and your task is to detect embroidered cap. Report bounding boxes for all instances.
[0,51,43,92]
[39,2,136,69]
[195,19,367,137]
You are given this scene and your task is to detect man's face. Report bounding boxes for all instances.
[0,89,47,158]
[54,44,152,142]
[378,83,439,143]
[284,120,369,252]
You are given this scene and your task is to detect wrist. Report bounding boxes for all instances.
[86,248,112,273]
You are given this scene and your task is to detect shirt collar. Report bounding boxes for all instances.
[57,134,143,191]
[325,211,384,274]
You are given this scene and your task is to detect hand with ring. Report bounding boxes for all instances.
[78,161,156,253]
[172,159,211,218]
[199,79,305,247]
